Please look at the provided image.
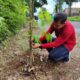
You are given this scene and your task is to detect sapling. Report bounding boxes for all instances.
[25,0,49,72]
[26,0,52,73]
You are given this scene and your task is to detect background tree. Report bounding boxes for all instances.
[54,2,59,13]
[54,0,64,13]
[64,0,78,16]
[57,0,63,12]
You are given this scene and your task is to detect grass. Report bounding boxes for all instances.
[68,16,80,22]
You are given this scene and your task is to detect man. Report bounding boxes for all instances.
[32,12,76,62]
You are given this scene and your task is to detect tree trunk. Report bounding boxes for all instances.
[69,2,72,16]
[29,0,34,51]
[28,0,35,66]
[55,4,58,13]
[58,0,62,12]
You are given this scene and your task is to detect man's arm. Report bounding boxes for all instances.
[39,21,55,42]
[41,28,73,48]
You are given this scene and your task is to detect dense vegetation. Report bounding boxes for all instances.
[0,0,27,43]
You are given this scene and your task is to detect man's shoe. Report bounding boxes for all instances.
[62,57,69,62]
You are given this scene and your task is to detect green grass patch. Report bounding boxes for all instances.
[68,16,80,22]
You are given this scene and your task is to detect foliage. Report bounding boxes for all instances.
[25,0,47,8]
[0,0,27,34]
[32,33,52,44]
[54,2,59,13]
[38,8,52,27]
[32,35,40,43]
[0,17,10,43]
[34,2,42,7]
[41,0,47,4]
[64,0,78,5]
[46,33,52,42]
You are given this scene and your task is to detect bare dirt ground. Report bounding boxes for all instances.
[0,24,80,80]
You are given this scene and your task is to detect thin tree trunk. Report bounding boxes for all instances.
[55,4,58,13]
[28,0,35,66]
[29,21,32,51]
[29,0,34,51]
[58,0,62,12]
[69,2,72,16]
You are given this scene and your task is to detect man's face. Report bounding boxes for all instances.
[54,21,64,29]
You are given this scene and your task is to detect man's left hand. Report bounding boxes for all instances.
[32,43,40,49]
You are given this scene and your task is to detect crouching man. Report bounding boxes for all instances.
[32,12,76,62]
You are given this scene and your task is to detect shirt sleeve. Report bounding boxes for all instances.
[39,21,54,42]
[41,28,73,48]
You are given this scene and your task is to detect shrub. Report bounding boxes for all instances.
[0,17,10,43]
[0,0,27,34]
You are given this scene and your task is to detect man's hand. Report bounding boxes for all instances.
[32,43,40,49]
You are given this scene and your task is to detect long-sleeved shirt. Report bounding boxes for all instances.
[39,20,76,51]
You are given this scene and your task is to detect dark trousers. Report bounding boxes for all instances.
[41,38,69,62]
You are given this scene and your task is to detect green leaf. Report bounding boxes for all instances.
[46,33,52,42]
[42,31,45,36]
[32,35,40,43]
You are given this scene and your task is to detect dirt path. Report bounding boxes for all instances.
[0,24,80,80]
